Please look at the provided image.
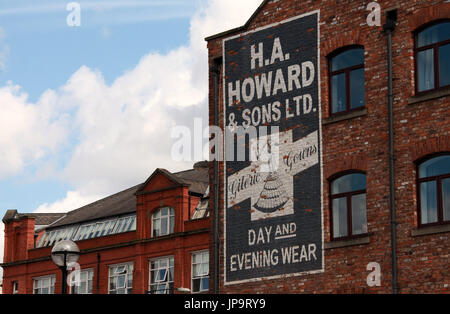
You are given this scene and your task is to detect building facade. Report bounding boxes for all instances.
[206,0,449,293]
[1,163,210,294]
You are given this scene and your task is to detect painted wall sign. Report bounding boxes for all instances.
[223,11,323,285]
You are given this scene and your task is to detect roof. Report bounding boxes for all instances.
[205,0,270,41]
[2,210,65,226]
[136,165,209,196]
[48,184,142,229]
[40,165,209,229]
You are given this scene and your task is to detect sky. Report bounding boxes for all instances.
[0,0,262,280]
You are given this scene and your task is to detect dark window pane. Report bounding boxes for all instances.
[332,173,366,194]
[439,43,450,87]
[417,22,450,47]
[350,68,365,109]
[420,181,438,224]
[201,278,209,291]
[443,178,450,222]
[417,49,435,92]
[170,215,175,234]
[331,48,364,72]
[419,155,450,178]
[193,278,201,293]
[351,194,367,235]
[331,73,346,113]
[332,197,347,238]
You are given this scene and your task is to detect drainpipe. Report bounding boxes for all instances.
[211,57,222,294]
[383,9,398,294]
[96,253,101,294]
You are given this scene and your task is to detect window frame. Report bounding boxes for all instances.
[329,171,368,241]
[33,275,56,295]
[148,256,174,294]
[191,250,209,294]
[151,207,175,237]
[416,153,450,228]
[108,262,133,294]
[12,281,19,294]
[328,46,366,116]
[414,20,450,95]
[69,268,94,295]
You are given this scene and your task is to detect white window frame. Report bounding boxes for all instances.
[69,268,94,294]
[12,281,19,294]
[191,251,209,293]
[108,262,133,294]
[152,207,175,237]
[148,256,174,294]
[33,275,56,294]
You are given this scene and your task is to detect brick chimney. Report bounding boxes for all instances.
[2,210,36,263]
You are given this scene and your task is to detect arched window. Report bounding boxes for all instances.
[415,21,450,93]
[417,154,450,226]
[152,207,175,237]
[330,172,367,239]
[329,46,365,114]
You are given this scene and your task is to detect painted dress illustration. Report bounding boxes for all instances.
[253,171,289,213]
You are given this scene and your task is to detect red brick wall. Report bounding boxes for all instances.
[207,0,449,293]
[3,217,36,263]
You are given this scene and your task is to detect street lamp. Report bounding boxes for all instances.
[176,287,191,294]
[51,240,80,294]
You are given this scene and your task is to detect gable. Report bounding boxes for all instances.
[137,169,185,194]
[205,0,270,41]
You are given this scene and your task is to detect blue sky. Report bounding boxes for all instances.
[0,0,196,103]
[0,0,197,213]
[0,0,262,272]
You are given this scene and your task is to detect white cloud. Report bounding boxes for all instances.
[0,84,68,178]
[34,190,103,214]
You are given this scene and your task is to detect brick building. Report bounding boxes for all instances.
[1,163,210,294]
[206,0,449,293]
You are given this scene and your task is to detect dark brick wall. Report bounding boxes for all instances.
[207,0,449,293]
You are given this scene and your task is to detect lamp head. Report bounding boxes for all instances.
[51,240,80,267]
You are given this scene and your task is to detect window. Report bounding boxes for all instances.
[33,275,56,294]
[415,21,450,93]
[69,269,94,294]
[191,251,209,293]
[417,154,450,226]
[108,263,133,294]
[36,214,137,247]
[329,47,365,114]
[152,207,175,237]
[12,281,19,294]
[112,215,136,234]
[330,172,367,239]
[149,256,174,294]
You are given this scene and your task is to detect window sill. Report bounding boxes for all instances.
[324,235,370,250]
[407,86,450,105]
[322,108,367,126]
[411,223,450,237]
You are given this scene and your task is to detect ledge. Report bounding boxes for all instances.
[324,235,370,250]
[411,224,450,237]
[407,87,450,105]
[322,108,368,126]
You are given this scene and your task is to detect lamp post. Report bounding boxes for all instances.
[51,240,80,294]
